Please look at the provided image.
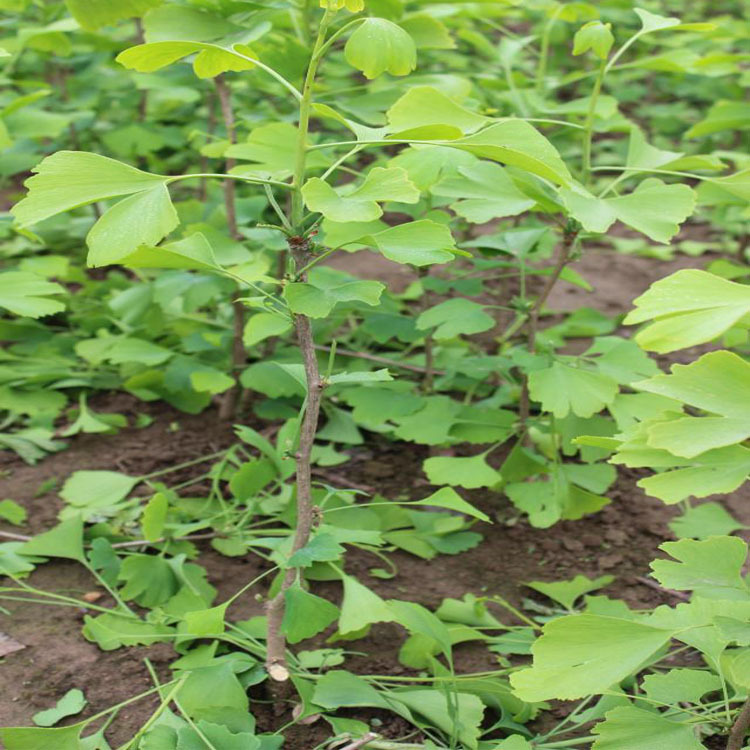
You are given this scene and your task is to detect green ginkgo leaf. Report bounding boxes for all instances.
[87,183,179,267]
[591,706,705,750]
[0,272,65,318]
[430,162,535,223]
[387,86,488,136]
[528,362,619,418]
[423,454,501,490]
[302,167,419,222]
[116,41,256,79]
[625,271,750,353]
[416,298,494,339]
[33,690,87,727]
[605,179,695,244]
[573,21,614,59]
[344,18,417,79]
[283,280,384,318]
[282,583,340,643]
[650,536,749,599]
[510,615,673,701]
[65,0,161,31]
[11,151,166,227]
[356,220,458,266]
[455,121,572,186]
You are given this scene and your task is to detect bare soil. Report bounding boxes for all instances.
[2,243,747,748]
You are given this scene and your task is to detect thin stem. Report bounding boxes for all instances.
[312,344,445,376]
[518,225,580,428]
[221,47,303,100]
[215,75,246,421]
[536,6,563,94]
[166,173,292,190]
[582,59,606,185]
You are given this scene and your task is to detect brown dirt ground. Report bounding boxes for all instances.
[2,241,747,748]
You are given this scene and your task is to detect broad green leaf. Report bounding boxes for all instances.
[626,128,684,171]
[0,725,82,750]
[687,101,750,138]
[344,18,417,79]
[177,664,249,714]
[283,280,384,318]
[243,313,292,347]
[0,499,26,526]
[302,168,419,222]
[387,86,488,135]
[65,0,161,30]
[33,690,86,727]
[358,220,457,266]
[287,534,345,568]
[117,41,255,79]
[388,600,453,661]
[669,502,744,540]
[400,15,454,50]
[282,583,340,643]
[528,362,618,418]
[416,298,494,339]
[141,492,168,542]
[142,5,238,43]
[395,689,484,749]
[510,615,673,701]
[606,179,695,244]
[322,0,365,11]
[636,445,750,504]
[409,487,490,522]
[82,613,175,650]
[12,151,165,227]
[573,21,614,60]
[591,706,704,750]
[339,574,394,634]
[183,604,228,637]
[60,471,138,515]
[21,518,85,562]
[430,162,534,223]
[190,367,235,395]
[0,272,65,318]
[635,352,750,456]
[454,121,573,186]
[120,233,220,271]
[525,575,614,611]
[312,670,391,710]
[634,8,716,34]
[650,536,749,599]
[642,669,722,705]
[625,271,750,353]
[87,183,178,267]
[423,454,501,490]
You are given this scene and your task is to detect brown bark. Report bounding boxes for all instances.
[265,239,325,681]
[728,697,750,750]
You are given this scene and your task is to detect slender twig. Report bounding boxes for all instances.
[727,697,750,750]
[518,225,580,428]
[312,344,445,376]
[215,75,247,421]
[635,576,689,602]
[0,530,31,542]
[336,734,381,750]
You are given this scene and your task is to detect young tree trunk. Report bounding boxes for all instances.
[728,697,750,750]
[265,239,325,682]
